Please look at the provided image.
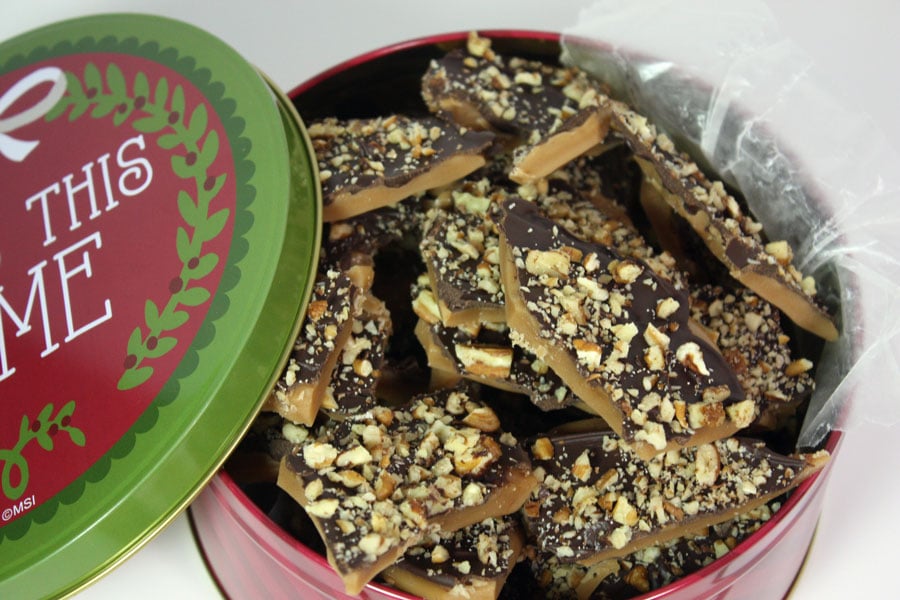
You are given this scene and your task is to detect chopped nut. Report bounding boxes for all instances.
[462,406,502,432]
[306,497,340,519]
[525,249,571,277]
[694,444,720,486]
[532,437,555,460]
[611,259,643,284]
[431,544,450,564]
[656,297,681,319]
[785,358,814,377]
[303,442,338,470]
[675,342,710,376]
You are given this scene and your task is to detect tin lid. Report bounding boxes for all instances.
[0,13,320,598]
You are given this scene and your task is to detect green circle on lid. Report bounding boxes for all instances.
[0,13,320,598]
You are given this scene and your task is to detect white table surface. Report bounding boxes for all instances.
[3,1,899,599]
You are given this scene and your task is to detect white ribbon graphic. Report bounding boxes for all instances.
[0,67,67,162]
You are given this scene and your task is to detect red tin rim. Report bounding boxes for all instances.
[286,29,560,100]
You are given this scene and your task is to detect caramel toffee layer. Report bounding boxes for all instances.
[522,430,826,565]
[498,198,748,458]
[277,385,536,595]
[309,114,495,222]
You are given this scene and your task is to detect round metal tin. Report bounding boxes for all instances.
[191,30,843,600]
[0,14,320,598]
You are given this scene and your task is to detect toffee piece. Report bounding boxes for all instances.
[603,98,838,341]
[690,285,815,430]
[521,430,827,565]
[519,160,687,290]
[321,294,392,420]
[264,258,374,425]
[419,182,508,327]
[381,516,525,600]
[414,317,581,412]
[532,504,775,599]
[309,114,495,222]
[277,385,536,595]
[497,198,749,459]
[421,32,612,184]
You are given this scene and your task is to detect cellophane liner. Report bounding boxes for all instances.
[559,0,900,449]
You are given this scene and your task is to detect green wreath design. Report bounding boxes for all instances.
[0,402,85,502]
[45,62,229,391]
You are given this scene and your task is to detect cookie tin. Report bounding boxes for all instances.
[190,31,844,600]
[0,14,320,599]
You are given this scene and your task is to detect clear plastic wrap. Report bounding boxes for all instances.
[560,0,900,448]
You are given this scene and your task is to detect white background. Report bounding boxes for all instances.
[3,1,899,599]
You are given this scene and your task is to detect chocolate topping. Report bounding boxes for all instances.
[325,195,424,261]
[498,198,747,458]
[419,183,508,326]
[264,258,372,425]
[605,99,838,341]
[690,285,815,430]
[415,316,581,412]
[521,430,826,565]
[309,114,495,221]
[422,32,612,183]
[532,503,774,599]
[382,516,524,596]
[322,294,392,420]
[277,384,536,594]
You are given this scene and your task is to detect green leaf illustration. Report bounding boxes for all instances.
[90,95,118,118]
[171,84,185,116]
[132,112,168,133]
[177,190,200,227]
[35,431,54,452]
[37,403,54,423]
[168,309,190,329]
[203,173,227,199]
[179,286,211,307]
[153,77,169,106]
[67,427,87,447]
[126,326,145,356]
[144,336,177,359]
[156,132,182,149]
[57,401,77,421]
[118,366,154,391]
[197,129,219,170]
[133,71,150,98]
[170,153,198,179]
[144,299,162,330]
[175,227,193,263]
[83,63,102,94]
[201,208,230,242]
[106,63,126,96]
[188,254,219,279]
[187,104,208,144]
